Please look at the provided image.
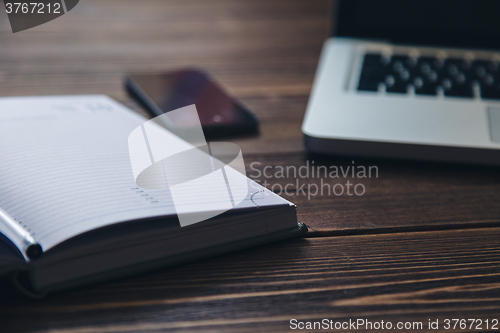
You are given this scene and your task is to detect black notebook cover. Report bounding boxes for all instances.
[12,223,308,297]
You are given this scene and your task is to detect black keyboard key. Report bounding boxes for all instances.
[359,54,385,79]
[474,59,498,71]
[398,68,411,82]
[472,61,489,79]
[445,70,473,86]
[390,55,411,70]
[418,56,444,72]
[437,59,458,82]
[480,83,500,100]
[427,70,438,83]
[385,75,408,94]
[391,60,406,73]
[415,85,438,96]
[359,66,385,81]
[417,58,445,86]
[472,60,499,81]
[419,61,433,75]
[442,78,473,98]
[444,86,474,98]
[386,83,408,94]
[414,76,437,95]
[388,55,417,84]
[479,73,496,87]
[455,72,470,85]
[437,59,475,98]
[443,59,460,77]
[358,79,379,92]
[358,53,385,91]
[444,58,472,72]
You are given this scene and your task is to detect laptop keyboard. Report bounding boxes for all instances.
[357,53,500,99]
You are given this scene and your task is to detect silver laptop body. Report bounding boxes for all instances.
[303,0,500,165]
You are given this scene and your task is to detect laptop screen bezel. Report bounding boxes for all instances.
[332,0,500,51]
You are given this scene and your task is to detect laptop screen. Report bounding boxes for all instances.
[334,0,500,50]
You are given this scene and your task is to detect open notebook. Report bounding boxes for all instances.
[0,95,306,296]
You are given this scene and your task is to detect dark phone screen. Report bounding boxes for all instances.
[129,70,251,128]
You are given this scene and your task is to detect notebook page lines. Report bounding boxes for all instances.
[0,96,176,249]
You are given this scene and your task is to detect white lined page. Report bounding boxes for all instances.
[0,95,290,251]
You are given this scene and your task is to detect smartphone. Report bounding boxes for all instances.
[125,68,259,140]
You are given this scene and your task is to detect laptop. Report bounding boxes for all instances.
[303,0,500,165]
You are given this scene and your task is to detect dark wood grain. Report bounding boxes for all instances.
[1,0,500,332]
[0,0,325,153]
[243,153,500,234]
[2,228,500,332]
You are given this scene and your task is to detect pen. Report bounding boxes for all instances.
[0,208,43,260]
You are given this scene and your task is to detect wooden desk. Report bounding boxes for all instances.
[1,1,500,331]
